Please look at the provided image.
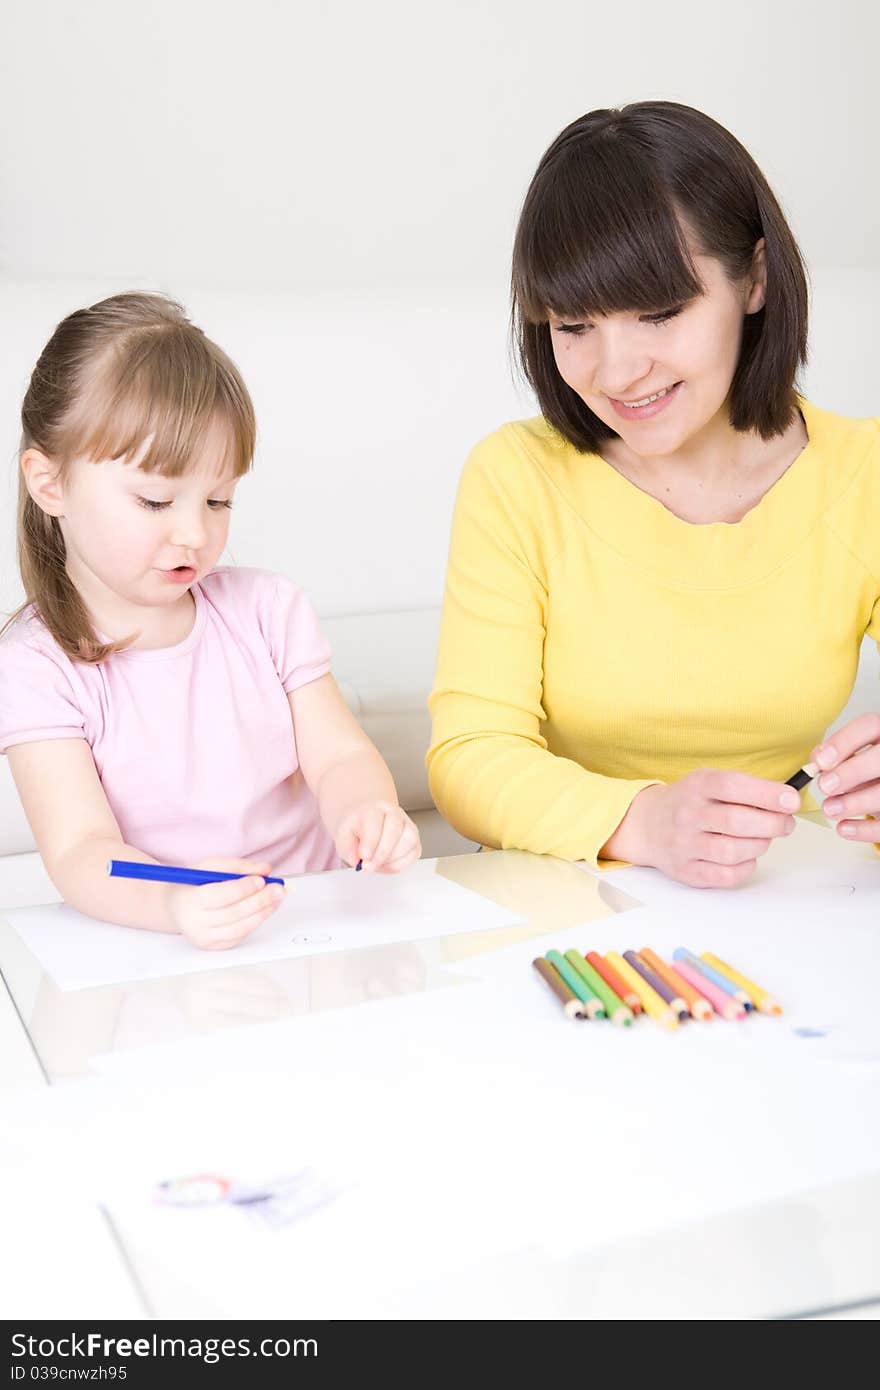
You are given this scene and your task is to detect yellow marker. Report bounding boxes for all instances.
[700,952,782,1016]
[605,951,678,1031]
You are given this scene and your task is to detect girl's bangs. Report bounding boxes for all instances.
[514,154,705,324]
[70,330,255,479]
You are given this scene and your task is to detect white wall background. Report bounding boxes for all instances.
[1,0,878,618]
[3,0,879,285]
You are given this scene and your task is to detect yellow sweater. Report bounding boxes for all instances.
[428,401,880,865]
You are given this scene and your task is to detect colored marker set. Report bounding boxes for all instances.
[532,946,782,1031]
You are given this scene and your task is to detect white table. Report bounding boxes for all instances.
[2,839,879,1320]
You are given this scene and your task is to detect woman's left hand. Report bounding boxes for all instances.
[334,800,422,873]
[812,714,880,840]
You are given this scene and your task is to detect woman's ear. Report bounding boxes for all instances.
[20,449,65,517]
[745,237,767,314]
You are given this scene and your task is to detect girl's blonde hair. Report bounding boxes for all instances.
[7,291,256,663]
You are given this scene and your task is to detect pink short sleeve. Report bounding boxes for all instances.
[263,574,333,693]
[0,629,86,753]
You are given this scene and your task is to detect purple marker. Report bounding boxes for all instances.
[624,950,689,1020]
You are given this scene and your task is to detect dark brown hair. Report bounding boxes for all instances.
[6,292,256,663]
[512,101,808,451]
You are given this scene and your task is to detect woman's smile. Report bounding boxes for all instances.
[607,381,683,421]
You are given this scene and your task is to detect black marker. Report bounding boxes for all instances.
[785,761,819,791]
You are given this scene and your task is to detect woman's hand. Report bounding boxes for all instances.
[334,801,421,874]
[603,771,799,887]
[167,857,286,950]
[812,714,880,840]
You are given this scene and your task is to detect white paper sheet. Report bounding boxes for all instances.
[2,858,522,991]
[9,818,879,1317]
[588,816,880,924]
[78,996,880,1312]
[8,823,879,1318]
[8,1067,552,1319]
[8,891,878,1318]
[20,1051,880,1320]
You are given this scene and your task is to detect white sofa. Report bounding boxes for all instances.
[1,271,878,907]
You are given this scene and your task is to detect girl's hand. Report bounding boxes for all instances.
[812,714,880,840]
[334,801,421,874]
[604,771,799,888]
[168,857,286,950]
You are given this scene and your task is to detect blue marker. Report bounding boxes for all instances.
[673,948,754,1011]
[107,860,285,888]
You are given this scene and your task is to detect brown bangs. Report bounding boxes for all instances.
[65,323,255,480]
[513,135,704,326]
[511,103,808,452]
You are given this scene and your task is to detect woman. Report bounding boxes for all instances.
[428,102,880,888]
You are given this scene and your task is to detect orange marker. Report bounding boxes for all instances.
[639,947,713,1021]
[586,950,642,1014]
[606,952,678,1031]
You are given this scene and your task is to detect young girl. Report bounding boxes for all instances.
[0,293,420,948]
[428,101,880,888]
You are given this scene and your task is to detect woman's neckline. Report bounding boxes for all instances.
[595,404,811,529]
[526,398,849,591]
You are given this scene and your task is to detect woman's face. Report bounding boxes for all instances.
[547,246,766,458]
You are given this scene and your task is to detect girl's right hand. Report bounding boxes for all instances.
[167,857,286,950]
[603,771,800,888]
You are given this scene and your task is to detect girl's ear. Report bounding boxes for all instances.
[745,237,767,315]
[21,449,66,517]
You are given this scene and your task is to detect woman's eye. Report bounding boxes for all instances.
[553,322,590,336]
[136,497,171,511]
[207,499,233,510]
[642,305,684,325]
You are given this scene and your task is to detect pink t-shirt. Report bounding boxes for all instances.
[0,568,340,875]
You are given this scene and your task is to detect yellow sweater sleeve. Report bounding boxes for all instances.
[427,435,660,865]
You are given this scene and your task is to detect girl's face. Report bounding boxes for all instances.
[547,247,766,459]
[55,420,239,615]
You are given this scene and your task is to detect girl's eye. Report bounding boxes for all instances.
[136,497,233,511]
[553,322,591,336]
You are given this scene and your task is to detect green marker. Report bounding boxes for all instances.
[565,950,634,1027]
[546,950,606,1020]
